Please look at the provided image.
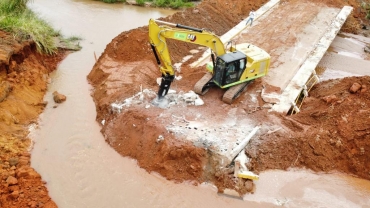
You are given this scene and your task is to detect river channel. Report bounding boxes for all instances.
[28,0,370,207]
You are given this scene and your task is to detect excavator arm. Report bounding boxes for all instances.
[148,18,226,99]
[148,18,270,104]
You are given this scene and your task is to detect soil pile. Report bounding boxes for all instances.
[87,0,370,195]
[247,76,370,179]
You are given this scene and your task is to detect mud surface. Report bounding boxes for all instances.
[1,0,370,206]
[87,0,370,196]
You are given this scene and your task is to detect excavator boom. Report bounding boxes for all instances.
[149,18,226,76]
[149,18,228,99]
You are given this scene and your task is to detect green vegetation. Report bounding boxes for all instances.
[152,0,194,9]
[136,0,146,6]
[361,1,370,19]
[66,36,83,42]
[0,0,79,54]
[57,36,83,51]
[99,0,195,9]
[101,0,125,3]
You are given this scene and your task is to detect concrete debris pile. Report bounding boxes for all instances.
[110,88,204,113]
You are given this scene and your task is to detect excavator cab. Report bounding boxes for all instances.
[213,51,247,87]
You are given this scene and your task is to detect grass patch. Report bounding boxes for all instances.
[0,0,81,54]
[0,0,28,14]
[66,36,83,42]
[136,0,146,6]
[58,36,83,51]
[152,0,194,8]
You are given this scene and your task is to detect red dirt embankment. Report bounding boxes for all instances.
[248,77,370,178]
[0,31,65,208]
[87,0,370,195]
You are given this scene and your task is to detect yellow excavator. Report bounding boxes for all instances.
[148,18,270,104]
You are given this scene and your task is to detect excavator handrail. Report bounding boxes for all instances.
[154,19,204,33]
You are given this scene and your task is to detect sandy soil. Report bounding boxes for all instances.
[1,0,370,207]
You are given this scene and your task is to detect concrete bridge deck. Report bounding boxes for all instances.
[192,0,353,114]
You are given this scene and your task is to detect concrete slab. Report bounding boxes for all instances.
[271,6,353,113]
[262,6,340,91]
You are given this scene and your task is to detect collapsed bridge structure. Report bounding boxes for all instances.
[91,0,360,192]
[177,0,354,166]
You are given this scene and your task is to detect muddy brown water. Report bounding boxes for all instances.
[28,0,370,207]
[318,32,370,80]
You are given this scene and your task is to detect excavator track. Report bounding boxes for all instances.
[222,81,253,104]
[194,72,213,95]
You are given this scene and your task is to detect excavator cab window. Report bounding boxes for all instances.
[212,51,247,86]
[213,58,226,86]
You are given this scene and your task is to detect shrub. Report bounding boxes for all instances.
[0,0,28,14]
